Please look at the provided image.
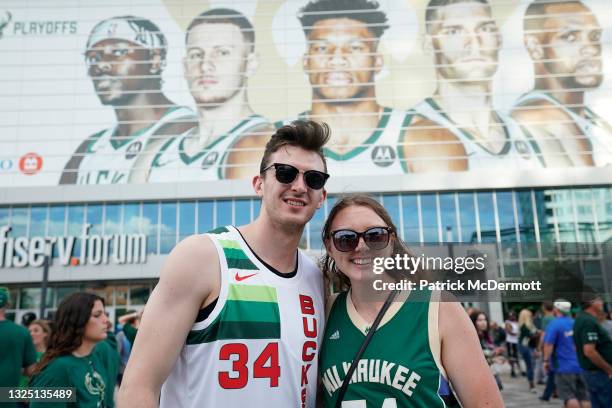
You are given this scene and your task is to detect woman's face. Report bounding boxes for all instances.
[83,300,109,343]
[325,205,394,285]
[28,323,48,348]
[476,313,488,332]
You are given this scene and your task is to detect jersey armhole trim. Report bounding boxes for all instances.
[428,290,448,379]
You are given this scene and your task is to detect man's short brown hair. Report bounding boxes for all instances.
[259,120,330,174]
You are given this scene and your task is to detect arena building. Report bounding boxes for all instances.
[1,0,611,323]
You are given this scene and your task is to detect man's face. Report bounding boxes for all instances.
[303,18,381,102]
[428,2,501,82]
[255,145,326,231]
[86,39,155,106]
[538,3,603,89]
[184,23,251,105]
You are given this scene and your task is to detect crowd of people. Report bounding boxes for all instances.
[1,120,611,407]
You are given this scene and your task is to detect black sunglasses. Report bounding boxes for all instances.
[262,163,329,190]
[331,227,393,252]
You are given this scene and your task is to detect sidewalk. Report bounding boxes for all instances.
[501,373,563,408]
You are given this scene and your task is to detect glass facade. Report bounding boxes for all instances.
[1,187,611,256]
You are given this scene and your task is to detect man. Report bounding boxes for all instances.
[0,287,37,408]
[131,9,274,183]
[118,121,329,407]
[60,15,196,185]
[539,301,558,401]
[543,300,590,408]
[399,0,543,173]
[574,294,612,408]
[227,0,406,178]
[512,0,612,167]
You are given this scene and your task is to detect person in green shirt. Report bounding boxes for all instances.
[30,292,119,408]
[18,320,52,389]
[573,293,612,408]
[319,195,503,407]
[0,286,37,408]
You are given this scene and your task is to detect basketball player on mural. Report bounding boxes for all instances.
[130,8,274,182]
[226,0,406,179]
[512,0,612,167]
[399,0,543,173]
[60,15,196,185]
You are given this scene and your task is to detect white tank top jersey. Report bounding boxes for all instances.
[148,115,271,182]
[75,106,196,184]
[407,98,545,171]
[160,226,325,408]
[275,107,407,177]
[515,90,612,167]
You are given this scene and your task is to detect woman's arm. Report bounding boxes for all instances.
[439,302,503,408]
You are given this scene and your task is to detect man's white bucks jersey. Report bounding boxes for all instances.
[76,106,195,184]
[160,226,324,408]
[515,90,612,167]
[275,107,406,177]
[407,98,544,171]
[148,115,270,182]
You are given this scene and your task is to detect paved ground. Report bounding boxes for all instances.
[501,373,563,408]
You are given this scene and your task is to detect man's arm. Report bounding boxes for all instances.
[439,302,503,408]
[583,344,612,376]
[399,116,468,173]
[117,235,221,407]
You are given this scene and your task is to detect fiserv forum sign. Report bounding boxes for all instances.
[0,225,147,268]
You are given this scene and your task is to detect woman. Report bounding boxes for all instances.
[470,311,505,390]
[30,292,119,408]
[518,308,538,392]
[28,319,52,355]
[319,194,503,407]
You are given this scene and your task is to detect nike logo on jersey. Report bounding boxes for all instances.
[329,330,340,340]
[235,272,258,281]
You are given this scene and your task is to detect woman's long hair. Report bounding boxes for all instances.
[518,308,535,330]
[320,194,415,294]
[33,292,104,374]
[470,310,492,343]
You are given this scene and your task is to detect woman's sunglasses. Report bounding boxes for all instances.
[331,227,392,252]
[262,163,329,190]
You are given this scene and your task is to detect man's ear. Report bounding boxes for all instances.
[316,189,327,209]
[525,35,544,60]
[253,174,264,197]
[149,50,165,74]
[245,52,259,77]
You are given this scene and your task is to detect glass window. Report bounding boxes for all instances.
[0,207,8,226]
[439,194,457,243]
[11,207,28,237]
[56,286,80,305]
[179,201,196,240]
[458,193,477,243]
[216,200,232,227]
[67,205,85,258]
[234,200,251,227]
[160,202,177,254]
[401,194,420,243]
[130,285,151,306]
[114,285,129,306]
[142,202,159,255]
[420,194,438,242]
[496,191,517,242]
[29,206,47,237]
[593,187,612,242]
[87,204,103,235]
[382,195,400,229]
[534,190,555,243]
[19,288,53,309]
[123,203,140,234]
[105,203,122,235]
[572,189,596,243]
[197,201,214,233]
[477,192,496,243]
[48,205,65,259]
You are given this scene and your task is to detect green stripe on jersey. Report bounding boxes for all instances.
[185,284,281,344]
[228,284,278,302]
[218,239,258,270]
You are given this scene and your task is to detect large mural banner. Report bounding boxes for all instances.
[0,0,611,187]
